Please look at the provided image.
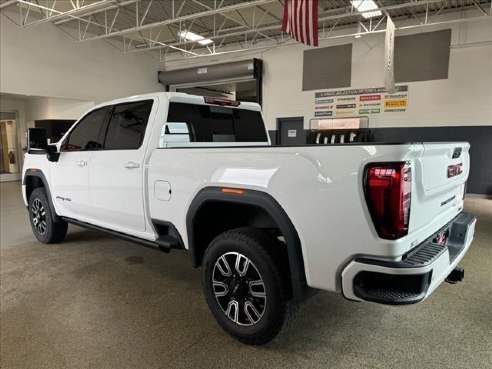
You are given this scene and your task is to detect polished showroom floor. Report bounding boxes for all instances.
[1,181,491,369]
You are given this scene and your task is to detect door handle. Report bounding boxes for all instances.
[124,161,140,169]
[77,160,88,167]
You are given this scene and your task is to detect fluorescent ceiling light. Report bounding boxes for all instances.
[351,0,382,19]
[178,30,213,45]
[198,38,214,45]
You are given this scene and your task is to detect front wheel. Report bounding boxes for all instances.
[202,228,288,345]
[28,187,68,244]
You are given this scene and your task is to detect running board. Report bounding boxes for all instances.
[61,217,182,253]
[156,235,181,253]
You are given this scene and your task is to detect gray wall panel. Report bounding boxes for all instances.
[302,44,352,91]
[395,29,451,82]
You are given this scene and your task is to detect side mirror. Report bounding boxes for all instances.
[160,122,191,147]
[46,144,60,162]
[27,128,48,153]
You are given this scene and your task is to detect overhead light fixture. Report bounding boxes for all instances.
[178,30,213,45]
[351,0,382,19]
[134,43,148,48]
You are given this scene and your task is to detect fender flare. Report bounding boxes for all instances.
[186,186,310,301]
[23,169,61,222]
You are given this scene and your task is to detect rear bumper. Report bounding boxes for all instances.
[341,212,476,305]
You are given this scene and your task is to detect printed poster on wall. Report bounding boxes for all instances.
[314,85,409,118]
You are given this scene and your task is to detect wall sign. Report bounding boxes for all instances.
[317,118,361,130]
[288,129,297,138]
[314,85,409,117]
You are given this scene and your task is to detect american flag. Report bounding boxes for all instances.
[282,0,319,47]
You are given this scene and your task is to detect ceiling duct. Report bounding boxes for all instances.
[158,59,262,86]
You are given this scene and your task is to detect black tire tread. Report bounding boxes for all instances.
[29,187,68,244]
[202,227,288,345]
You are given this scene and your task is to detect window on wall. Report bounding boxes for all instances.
[166,102,268,143]
[395,29,451,82]
[103,100,153,150]
[302,44,352,91]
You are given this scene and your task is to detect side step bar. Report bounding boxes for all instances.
[62,217,182,253]
[156,235,181,252]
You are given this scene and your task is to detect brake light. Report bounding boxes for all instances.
[364,162,412,240]
[203,96,240,107]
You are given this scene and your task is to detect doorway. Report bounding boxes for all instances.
[0,114,21,181]
[277,117,305,146]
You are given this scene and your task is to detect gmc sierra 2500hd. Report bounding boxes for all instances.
[23,92,476,345]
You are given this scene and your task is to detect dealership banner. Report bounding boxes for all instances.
[384,16,396,94]
[314,85,409,117]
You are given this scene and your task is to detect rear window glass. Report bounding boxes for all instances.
[166,102,267,143]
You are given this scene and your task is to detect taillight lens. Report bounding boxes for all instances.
[364,162,412,240]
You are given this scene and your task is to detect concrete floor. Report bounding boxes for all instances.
[1,181,491,369]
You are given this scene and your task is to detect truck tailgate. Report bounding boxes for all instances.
[409,142,469,235]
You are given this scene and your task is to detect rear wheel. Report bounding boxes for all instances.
[202,228,288,345]
[28,187,68,244]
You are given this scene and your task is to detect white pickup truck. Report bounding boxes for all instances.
[23,92,476,345]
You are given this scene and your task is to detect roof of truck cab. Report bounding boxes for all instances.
[91,92,261,111]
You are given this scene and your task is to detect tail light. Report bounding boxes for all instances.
[364,162,412,240]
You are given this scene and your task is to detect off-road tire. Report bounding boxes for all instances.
[202,227,288,345]
[28,187,68,244]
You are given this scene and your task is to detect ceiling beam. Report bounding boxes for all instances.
[124,0,458,54]
[8,0,114,26]
[0,0,18,9]
[77,0,276,42]
[54,0,139,25]
[158,13,492,65]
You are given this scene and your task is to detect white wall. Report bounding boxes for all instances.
[260,18,492,130]
[1,13,164,174]
[25,97,94,121]
[0,15,162,103]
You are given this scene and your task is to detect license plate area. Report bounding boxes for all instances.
[433,228,449,246]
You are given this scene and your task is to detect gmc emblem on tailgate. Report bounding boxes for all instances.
[447,163,463,178]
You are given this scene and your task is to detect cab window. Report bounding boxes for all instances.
[103,100,153,150]
[61,107,110,151]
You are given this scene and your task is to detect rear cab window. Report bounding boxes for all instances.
[165,102,268,145]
